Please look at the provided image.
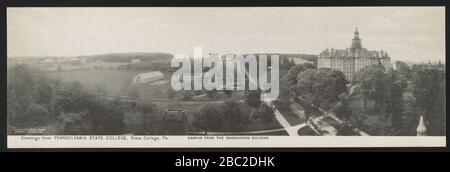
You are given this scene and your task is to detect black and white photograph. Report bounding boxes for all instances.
[5,7,446,148]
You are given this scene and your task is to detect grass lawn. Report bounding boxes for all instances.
[238,130,289,136]
[44,65,284,135]
[260,130,289,135]
[297,126,318,136]
[275,102,306,126]
[48,68,171,99]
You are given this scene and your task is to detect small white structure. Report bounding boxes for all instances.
[40,59,56,64]
[133,71,164,84]
[68,57,82,65]
[70,57,81,62]
[131,58,142,64]
[416,115,427,136]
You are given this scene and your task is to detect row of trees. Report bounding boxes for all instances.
[193,98,275,133]
[278,62,346,118]
[410,66,445,135]
[277,63,316,110]
[294,68,348,110]
[7,64,126,135]
[350,63,445,136]
[352,65,407,112]
[276,58,445,136]
[117,61,171,73]
[84,52,173,63]
[338,65,407,135]
[193,100,248,132]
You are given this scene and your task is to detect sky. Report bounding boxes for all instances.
[7,7,445,63]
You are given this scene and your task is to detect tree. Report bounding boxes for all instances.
[294,68,348,110]
[244,89,261,117]
[34,75,54,108]
[53,81,84,113]
[412,68,442,112]
[139,103,154,132]
[19,103,52,127]
[395,61,412,80]
[181,90,194,101]
[427,81,445,135]
[336,125,355,136]
[334,100,352,121]
[7,64,55,127]
[7,64,126,135]
[280,57,295,72]
[353,65,389,111]
[283,64,315,86]
[244,89,261,108]
[205,88,217,100]
[7,64,36,123]
[127,84,141,99]
[221,100,248,132]
[329,69,348,94]
[193,103,223,132]
[384,70,405,131]
[112,95,123,106]
[276,82,292,110]
[84,99,126,134]
[411,67,445,135]
[167,88,175,99]
[57,88,126,135]
[223,90,232,97]
[259,103,275,123]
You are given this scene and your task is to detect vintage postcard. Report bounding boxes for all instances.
[6,7,445,148]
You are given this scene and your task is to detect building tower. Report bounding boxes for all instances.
[351,27,362,49]
[416,115,427,136]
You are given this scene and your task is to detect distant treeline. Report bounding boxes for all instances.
[7,64,126,134]
[221,53,317,63]
[11,52,316,64]
[82,52,174,63]
[117,61,171,72]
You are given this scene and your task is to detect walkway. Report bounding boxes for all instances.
[273,109,297,136]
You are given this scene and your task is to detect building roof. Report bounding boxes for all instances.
[319,29,390,59]
[320,47,390,59]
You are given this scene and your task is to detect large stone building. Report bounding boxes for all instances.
[318,28,391,81]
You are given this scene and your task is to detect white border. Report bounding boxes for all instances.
[7,136,446,148]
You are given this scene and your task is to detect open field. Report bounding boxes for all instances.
[48,69,171,99]
[38,63,283,134]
